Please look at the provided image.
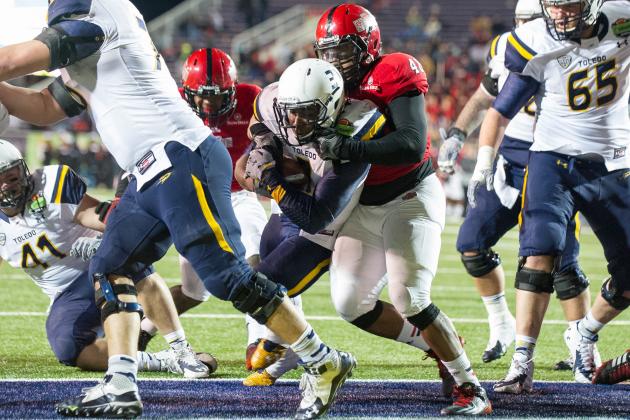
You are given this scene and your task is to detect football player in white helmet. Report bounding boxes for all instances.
[469,0,629,391]
[437,0,595,375]
[0,140,213,378]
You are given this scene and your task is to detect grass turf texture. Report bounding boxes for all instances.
[1,194,629,383]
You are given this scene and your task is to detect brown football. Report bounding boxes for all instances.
[281,156,310,187]
[196,352,218,374]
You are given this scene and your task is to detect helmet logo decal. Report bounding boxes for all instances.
[353,17,366,33]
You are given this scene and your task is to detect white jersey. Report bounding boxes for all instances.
[53,0,210,184]
[0,165,99,300]
[506,1,630,170]
[255,82,381,249]
[487,32,536,142]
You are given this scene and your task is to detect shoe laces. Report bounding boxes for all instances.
[173,344,198,364]
[577,336,597,371]
[505,357,532,381]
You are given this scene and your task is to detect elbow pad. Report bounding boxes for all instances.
[35,21,104,70]
[48,77,86,117]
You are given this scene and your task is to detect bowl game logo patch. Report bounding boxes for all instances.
[612,18,630,38]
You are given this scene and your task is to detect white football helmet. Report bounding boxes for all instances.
[0,139,31,210]
[273,58,345,146]
[515,0,543,22]
[540,0,603,40]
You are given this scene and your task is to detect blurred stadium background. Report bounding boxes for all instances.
[1,1,629,417]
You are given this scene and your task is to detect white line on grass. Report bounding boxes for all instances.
[1,311,628,325]
[0,378,596,384]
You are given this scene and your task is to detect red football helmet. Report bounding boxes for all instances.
[182,48,238,126]
[314,4,381,86]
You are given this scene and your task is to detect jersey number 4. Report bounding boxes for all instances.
[21,234,66,269]
[567,59,618,111]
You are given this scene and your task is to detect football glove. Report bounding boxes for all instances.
[467,145,495,208]
[70,236,102,262]
[245,148,277,197]
[95,197,120,224]
[315,128,348,161]
[437,127,467,174]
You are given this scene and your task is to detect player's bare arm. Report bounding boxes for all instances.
[0,82,67,126]
[453,86,495,137]
[73,194,106,232]
[0,40,51,82]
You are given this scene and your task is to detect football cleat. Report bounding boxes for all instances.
[440,383,492,416]
[154,345,211,378]
[294,350,356,419]
[592,350,630,385]
[482,316,515,363]
[493,357,534,394]
[56,373,142,418]
[243,369,277,387]
[137,330,155,352]
[249,339,287,371]
[573,333,598,384]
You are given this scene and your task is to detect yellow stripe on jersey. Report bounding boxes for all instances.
[574,212,581,242]
[360,114,386,141]
[490,35,500,59]
[53,165,69,204]
[191,175,234,254]
[271,185,287,203]
[508,33,534,61]
[518,166,529,228]
[287,257,331,296]
[252,93,262,122]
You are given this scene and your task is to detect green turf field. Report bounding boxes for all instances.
[1,201,628,382]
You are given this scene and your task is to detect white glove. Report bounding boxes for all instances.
[70,236,102,262]
[437,127,466,174]
[467,145,495,208]
[245,148,277,196]
[0,101,10,135]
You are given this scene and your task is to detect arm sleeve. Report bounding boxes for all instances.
[264,161,369,234]
[341,93,427,164]
[492,72,540,119]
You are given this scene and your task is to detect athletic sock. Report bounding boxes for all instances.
[482,292,512,325]
[290,326,332,367]
[442,352,480,386]
[577,311,605,340]
[514,335,536,360]
[107,354,138,378]
[137,351,161,371]
[396,320,430,351]
[164,329,187,351]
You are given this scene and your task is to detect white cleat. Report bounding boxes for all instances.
[154,344,211,379]
[494,356,534,394]
[573,333,598,384]
[482,315,515,363]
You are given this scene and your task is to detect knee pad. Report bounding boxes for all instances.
[94,273,144,324]
[232,272,285,324]
[553,266,589,300]
[407,303,441,331]
[350,300,384,330]
[514,266,554,294]
[601,277,630,311]
[461,249,501,277]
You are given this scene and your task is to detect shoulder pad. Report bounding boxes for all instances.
[336,99,385,141]
[43,164,86,205]
[48,0,93,25]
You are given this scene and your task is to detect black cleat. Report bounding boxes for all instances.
[56,374,142,418]
[482,341,508,363]
[137,330,155,352]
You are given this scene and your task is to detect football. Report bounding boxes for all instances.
[196,352,218,374]
[281,156,310,188]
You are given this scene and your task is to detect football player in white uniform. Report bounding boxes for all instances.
[438,0,594,368]
[469,0,629,392]
[0,140,211,377]
[0,1,356,418]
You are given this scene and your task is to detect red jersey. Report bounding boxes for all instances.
[207,83,261,192]
[348,52,431,186]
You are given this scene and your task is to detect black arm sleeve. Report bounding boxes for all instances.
[263,161,370,234]
[340,93,427,165]
[480,69,499,97]
[47,77,86,117]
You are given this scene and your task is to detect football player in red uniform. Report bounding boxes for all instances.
[314,4,491,415]
[138,48,271,355]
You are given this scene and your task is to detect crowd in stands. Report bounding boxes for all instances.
[14,2,507,197]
